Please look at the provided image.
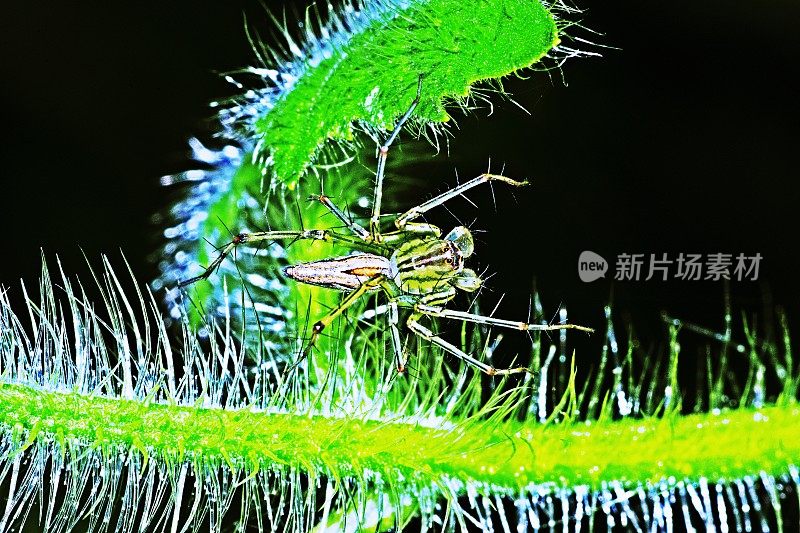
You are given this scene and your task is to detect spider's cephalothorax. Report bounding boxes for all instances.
[179,79,593,376]
[392,226,481,297]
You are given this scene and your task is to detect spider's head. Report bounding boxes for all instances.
[444,227,480,292]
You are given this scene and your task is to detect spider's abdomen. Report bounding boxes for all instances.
[283,253,394,291]
[391,238,463,295]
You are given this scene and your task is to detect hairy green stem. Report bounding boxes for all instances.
[3,383,797,491]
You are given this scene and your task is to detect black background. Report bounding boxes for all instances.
[1,1,799,349]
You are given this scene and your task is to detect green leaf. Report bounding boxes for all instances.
[225,0,561,185]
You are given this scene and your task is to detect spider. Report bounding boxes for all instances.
[180,78,593,376]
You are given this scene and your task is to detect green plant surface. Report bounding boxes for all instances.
[246,0,560,185]
[181,155,262,326]
[2,382,798,491]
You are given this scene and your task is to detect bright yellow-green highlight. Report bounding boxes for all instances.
[3,383,797,489]
[256,0,559,184]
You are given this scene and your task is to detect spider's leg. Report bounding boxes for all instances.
[379,222,442,243]
[406,312,532,376]
[414,305,595,334]
[178,229,370,288]
[285,276,383,376]
[393,173,528,230]
[387,301,407,373]
[370,75,424,242]
[310,193,370,240]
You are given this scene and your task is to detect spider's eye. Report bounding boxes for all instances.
[444,226,474,257]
